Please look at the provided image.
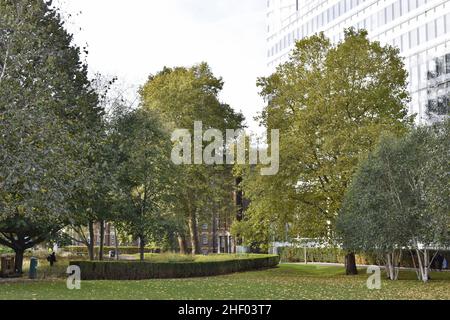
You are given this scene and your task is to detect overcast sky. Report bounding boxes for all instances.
[56,0,268,132]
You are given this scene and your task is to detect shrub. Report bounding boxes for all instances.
[63,246,159,256]
[279,247,450,268]
[70,255,280,280]
[144,253,196,263]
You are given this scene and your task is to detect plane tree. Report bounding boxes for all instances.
[140,63,244,254]
[240,29,412,274]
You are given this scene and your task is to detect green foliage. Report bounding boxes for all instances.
[238,29,412,246]
[337,120,450,254]
[139,253,267,263]
[110,106,175,253]
[69,255,280,280]
[0,246,13,255]
[280,247,353,264]
[63,246,159,256]
[279,247,450,269]
[141,63,244,131]
[0,0,103,265]
[140,63,244,253]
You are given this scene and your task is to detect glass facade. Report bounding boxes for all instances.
[267,0,450,124]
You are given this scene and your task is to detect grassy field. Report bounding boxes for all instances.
[131,253,268,262]
[1,264,449,300]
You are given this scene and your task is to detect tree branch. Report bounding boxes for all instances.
[0,38,11,85]
[0,235,13,248]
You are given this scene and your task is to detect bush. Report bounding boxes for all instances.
[63,246,159,256]
[279,247,450,267]
[143,253,196,263]
[280,247,357,264]
[70,255,280,280]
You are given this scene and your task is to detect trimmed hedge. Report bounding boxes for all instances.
[63,246,159,256]
[70,255,280,280]
[279,247,450,268]
[280,247,363,264]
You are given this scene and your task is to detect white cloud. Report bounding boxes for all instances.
[56,0,268,132]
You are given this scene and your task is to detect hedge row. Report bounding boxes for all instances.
[280,247,353,264]
[63,246,159,255]
[279,247,450,268]
[70,255,280,280]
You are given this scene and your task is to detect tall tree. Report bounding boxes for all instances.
[64,76,124,261]
[0,0,102,272]
[140,63,244,254]
[65,127,117,261]
[239,29,412,274]
[111,107,174,261]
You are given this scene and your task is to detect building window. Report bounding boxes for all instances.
[202,223,208,231]
[202,235,209,245]
[427,95,450,115]
[419,24,426,44]
[394,1,401,19]
[401,0,409,14]
[410,29,418,49]
[427,20,436,42]
[417,0,426,8]
[436,16,445,38]
[386,5,393,24]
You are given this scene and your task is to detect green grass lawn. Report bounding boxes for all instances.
[129,253,269,262]
[1,264,449,300]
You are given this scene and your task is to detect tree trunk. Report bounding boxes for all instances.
[14,248,25,274]
[88,221,95,261]
[212,212,218,252]
[1,235,44,275]
[139,236,145,261]
[224,236,229,254]
[415,249,430,282]
[385,250,401,281]
[385,259,391,280]
[177,233,187,255]
[386,253,394,280]
[345,252,358,275]
[423,249,429,282]
[188,211,200,255]
[99,220,105,261]
[114,226,119,261]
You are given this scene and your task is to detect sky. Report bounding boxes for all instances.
[56,0,268,132]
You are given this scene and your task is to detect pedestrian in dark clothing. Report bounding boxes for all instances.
[46,252,57,267]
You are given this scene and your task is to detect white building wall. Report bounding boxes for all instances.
[267,0,450,124]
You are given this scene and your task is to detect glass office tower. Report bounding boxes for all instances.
[267,0,450,124]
